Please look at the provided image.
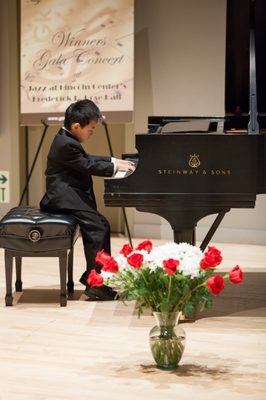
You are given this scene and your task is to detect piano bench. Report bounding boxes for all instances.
[0,206,79,307]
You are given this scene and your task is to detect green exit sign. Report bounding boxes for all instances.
[0,171,10,203]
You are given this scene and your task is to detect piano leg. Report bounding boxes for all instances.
[137,207,229,250]
[173,229,195,245]
[137,207,199,246]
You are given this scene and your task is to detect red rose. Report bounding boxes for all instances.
[102,257,119,273]
[87,269,104,287]
[120,244,133,256]
[206,275,225,295]
[229,265,243,284]
[163,258,180,275]
[136,240,153,252]
[95,250,112,266]
[200,246,223,270]
[127,253,144,269]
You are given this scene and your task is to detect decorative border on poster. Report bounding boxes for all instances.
[20,0,134,124]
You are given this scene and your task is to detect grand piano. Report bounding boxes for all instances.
[104,0,266,250]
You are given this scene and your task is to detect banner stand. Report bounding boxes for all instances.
[19,120,49,206]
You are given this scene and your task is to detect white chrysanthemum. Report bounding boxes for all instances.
[148,242,203,277]
[131,249,149,257]
[178,258,201,277]
[114,254,128,270]
[144,252,160,271]
[101,270,114,280]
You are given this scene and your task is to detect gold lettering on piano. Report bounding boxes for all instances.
[158,169,231,176]
[157,153,232,175]
[211,169,231,175]
[189,154,200,168]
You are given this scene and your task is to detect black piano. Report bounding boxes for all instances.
[104,0,266,250]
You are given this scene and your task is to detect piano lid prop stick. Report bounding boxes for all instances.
[248,0,259,134]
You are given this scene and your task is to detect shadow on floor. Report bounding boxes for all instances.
[14,288,84,304]
[198,272,266,318]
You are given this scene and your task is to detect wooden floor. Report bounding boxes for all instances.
[0,237,265,400]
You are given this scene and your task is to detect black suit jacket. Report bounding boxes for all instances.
[40,128,114,212]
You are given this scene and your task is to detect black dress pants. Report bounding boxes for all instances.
[66,209,111,285]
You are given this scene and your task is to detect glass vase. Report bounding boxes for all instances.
[149,311,186,370]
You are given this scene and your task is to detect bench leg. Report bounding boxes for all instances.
[67,249,74,294]
[5,251,13,306]
[59,253,67,307]
[15,256,23,292]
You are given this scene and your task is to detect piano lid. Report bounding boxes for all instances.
[225,0,266,116]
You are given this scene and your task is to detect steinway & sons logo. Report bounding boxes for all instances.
[188,154,200,168]
[158,154,232,176]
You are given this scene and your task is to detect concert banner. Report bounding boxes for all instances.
[20,0,134,124]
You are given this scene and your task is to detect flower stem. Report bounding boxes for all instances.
[139,269,158,310]
[167,275,172,302]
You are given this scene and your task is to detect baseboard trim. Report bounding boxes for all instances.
[134,222,266,245]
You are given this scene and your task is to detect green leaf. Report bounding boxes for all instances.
[183,302,195,317]
[160,299,171,313]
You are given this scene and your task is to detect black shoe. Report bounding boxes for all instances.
[84,285,118,301]
[79,276,88,286]
[79,269,101,286]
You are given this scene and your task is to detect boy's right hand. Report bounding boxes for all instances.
[115,159,136,172]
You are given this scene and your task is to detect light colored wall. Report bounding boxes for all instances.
[1,0,265,245]
[135,0,226,120]
[0,0,20,217]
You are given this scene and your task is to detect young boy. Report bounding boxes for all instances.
[40,99,135,300]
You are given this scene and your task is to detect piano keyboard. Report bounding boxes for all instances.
[112,170,134,179]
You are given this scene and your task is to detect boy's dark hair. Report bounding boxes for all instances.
[64,99,102,130]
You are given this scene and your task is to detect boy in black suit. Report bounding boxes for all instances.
[40,99,135,300]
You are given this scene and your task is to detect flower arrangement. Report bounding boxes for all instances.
[87,240,243,317]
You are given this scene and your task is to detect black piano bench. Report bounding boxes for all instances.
[0,206,79,307]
